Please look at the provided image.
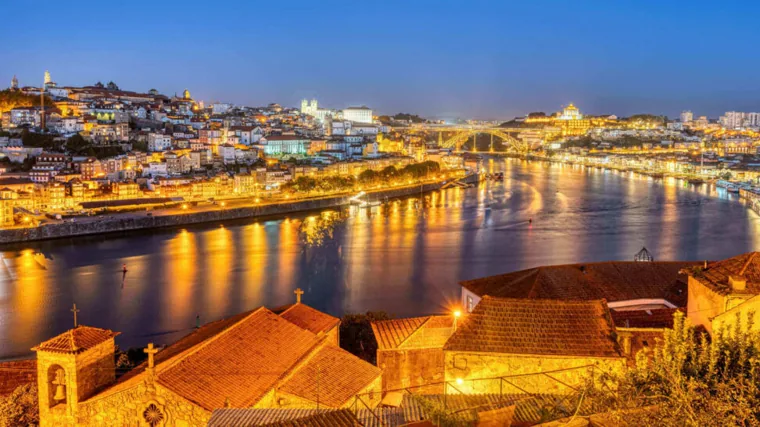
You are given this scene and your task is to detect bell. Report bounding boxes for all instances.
[53,384,65,401]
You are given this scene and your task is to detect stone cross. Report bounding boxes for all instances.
[71,304,80,328]
[294,288,304,304]
[144,343,158,369]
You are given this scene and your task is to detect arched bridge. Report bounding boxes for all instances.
[439,128,530,153]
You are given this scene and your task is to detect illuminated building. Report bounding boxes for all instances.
[558,103,583,120]
[10,75,18,90]
[681,110,693,123]
[342,106,373,124]
[260,135,310,157]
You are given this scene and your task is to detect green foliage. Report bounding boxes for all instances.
[340,311,392,364]
[0,89,58,114]
[130,140,148,152]
[358,169,378,184]
[0,383,39,427]
[407,394,462,427]
[587,311,760,426]
[65,134,89,152]
[21,129,61,150]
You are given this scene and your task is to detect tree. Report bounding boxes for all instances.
[0,383,39,427]
[340,311,392,364]
[65,134,89,153]
[584,311,760,426]
[358,169,377,185]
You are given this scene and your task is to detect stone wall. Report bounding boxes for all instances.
[36,338,117,427]
[377,348,445,393]
[712,294,760,337]
[0,182,446,244]
[444,351,626,395]
[78,382,211,426]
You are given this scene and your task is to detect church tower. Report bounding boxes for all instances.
[10,75,18,90]
[33,323,119,426]
[44,70,52,85]
[183,88,191,100]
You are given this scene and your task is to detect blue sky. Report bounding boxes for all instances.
[2,0,759,119]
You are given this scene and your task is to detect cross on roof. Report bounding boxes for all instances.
[71,303,80,328]
[144,343,159,369]
[294,288,304,304]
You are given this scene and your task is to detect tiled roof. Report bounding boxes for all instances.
[157,308,321,411]
[208,409,329,427]
[371,316,454,351]
[692,252,760,295]
[32,326,119,354]
[460,261,697,307]
[280,343,381,408]
[611,308,681,329]
[370,317,429,350]
[0,359,36,397]
[280,304,340,335]
[260,409,362,427]
[444,297,622,358]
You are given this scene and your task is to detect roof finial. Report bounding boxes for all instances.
[294,288,304,304]
[144,343,158,369]
[71,303,80,328]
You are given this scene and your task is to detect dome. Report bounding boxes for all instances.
[183,89,191,99]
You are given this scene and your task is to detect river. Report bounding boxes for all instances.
[1,158,758,358]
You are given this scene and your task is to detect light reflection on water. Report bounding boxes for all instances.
[0,158,758,358]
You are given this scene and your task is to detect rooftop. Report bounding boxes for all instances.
[690,252,760,295]
[444,297,622,358]
[460,261,698,307]
[371,316,454,351]
[32,326,119,354]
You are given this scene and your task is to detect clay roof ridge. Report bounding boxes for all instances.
[156,307,267,376]
[255,336,332,406]
[395,317,435,349]
[739,252,758,276]
[370,316,431,348]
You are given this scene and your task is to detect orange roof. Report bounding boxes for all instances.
[280,344,381,408]
[260,409,362,426]
[371,316,454,351]
[32,326,119,354]
[444,297,622,358]
[279,304,340,335]
[157,308,321,410]
[0,359,36,397]
[692,252,760,295]
[370,317,428,350]
[460,261,697,307]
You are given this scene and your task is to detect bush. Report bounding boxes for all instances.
[0,383,39,427]
[586,311,760,426]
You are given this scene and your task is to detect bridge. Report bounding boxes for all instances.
[438,128,530,152]
[400,124,542,152]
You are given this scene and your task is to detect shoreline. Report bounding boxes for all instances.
[0,175,478,244]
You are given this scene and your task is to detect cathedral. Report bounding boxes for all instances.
[33,292,382,426]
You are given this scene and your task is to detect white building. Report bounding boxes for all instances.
[680,110,693,123]
[148,133,172,152]
[342,106,373,124]
[212,103,233,115]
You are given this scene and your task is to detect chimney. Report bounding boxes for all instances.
[729,275,747,292]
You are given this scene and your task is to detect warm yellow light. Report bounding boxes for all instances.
[220,201,226,207]
[182,204,188,210]
[455,378,463,385]
[453,310,462,318]
[23,216,30,223]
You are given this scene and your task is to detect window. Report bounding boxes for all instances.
[143,403,165,426]
[466,295,474,313]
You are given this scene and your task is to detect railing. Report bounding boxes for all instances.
[350,364,599,426]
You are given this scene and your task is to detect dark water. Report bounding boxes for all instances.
[1,159,758,358]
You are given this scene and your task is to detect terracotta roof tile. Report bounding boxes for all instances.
[260,409,362,426]
[692,252,760,295]
[444,297,623,358]
[370,317,429,350]
[157,308,321,411]
[280,304,340,335]
[208,408,329,427]
[0,359,36,396]
[32,326,119,354]
[460,261,697,307]
[280,344,381,408]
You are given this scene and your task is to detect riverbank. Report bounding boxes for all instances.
[0,175,478,244]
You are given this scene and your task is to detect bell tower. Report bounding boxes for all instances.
[33,322,119,426]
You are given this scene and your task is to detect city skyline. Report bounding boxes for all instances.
[5,0,760,119]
